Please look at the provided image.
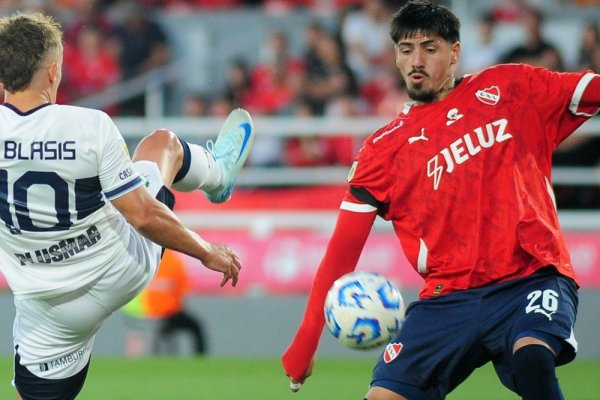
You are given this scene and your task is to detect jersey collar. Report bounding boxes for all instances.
[2,102,52,116]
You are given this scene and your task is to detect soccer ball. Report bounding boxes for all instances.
[324,271,405,350]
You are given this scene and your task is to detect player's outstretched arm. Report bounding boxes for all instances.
[282,201,377,391]
[111,185,241,287]
[580,74,600,108]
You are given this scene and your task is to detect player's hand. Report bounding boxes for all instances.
[201,243,241,287]
[285,356,314,393]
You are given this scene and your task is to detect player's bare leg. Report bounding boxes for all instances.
[132,129,184,188]
[131,108,254,202]
[364,387,408,400]
[513,336,556,355]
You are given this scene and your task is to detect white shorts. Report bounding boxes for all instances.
[13,161,166,380]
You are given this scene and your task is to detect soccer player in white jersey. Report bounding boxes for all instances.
[0,12,254,400]
[283,1,599,399]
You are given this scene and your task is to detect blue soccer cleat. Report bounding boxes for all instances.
[205,108,254,203]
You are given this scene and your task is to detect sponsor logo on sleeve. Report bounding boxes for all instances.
[118,167,134,180]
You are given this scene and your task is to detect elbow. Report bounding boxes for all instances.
[126,212,158,235]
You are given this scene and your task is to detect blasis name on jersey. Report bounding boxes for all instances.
[3,140,76,160]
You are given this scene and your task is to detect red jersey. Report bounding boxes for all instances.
[347,64,598,299]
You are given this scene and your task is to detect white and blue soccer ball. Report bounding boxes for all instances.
[324,271,405,350]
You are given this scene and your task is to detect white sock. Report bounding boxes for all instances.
[172,140,222,192]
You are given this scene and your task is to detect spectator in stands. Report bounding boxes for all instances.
[577,21,600,71]
[552,130,600,209]
[144,0,242,9]
[112,0,171,115]
[300,31,358,115]
[190,0,241,8]
[490,0,528,23]
[341,0,393,84]
[574,0,600,6]
[261,0,312,13]
[245,30,304,115]
[283,96,356,167]
[284,99,329,167]
[261,0,364,14]
[373,76,409,117]
[63,0,115,47]
[62,23,121,112]
[223,58,252,110]
[240,31,306,167]
[359,46,409,116]
[501,7,564,71]
[301,20,326,79]
[460,12,503,74]
[588,43,600,74]
[209,94,235,117]
[323,93,365,165]
[549,19,600,210]
[182,92,209,117]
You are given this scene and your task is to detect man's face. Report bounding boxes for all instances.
[394,33,460,103]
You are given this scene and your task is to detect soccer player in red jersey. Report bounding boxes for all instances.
[282,1,599,399]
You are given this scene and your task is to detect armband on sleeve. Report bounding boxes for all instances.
[349,186,387,215]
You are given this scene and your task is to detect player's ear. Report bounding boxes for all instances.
[450,41,461,65]
[47,62,58,83]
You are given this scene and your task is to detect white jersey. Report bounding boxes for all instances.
[0,103,144,299]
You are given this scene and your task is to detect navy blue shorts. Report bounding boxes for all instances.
[371,268,578,400]
[14,348,89,400]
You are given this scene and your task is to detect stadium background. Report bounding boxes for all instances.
[0,0,599,366]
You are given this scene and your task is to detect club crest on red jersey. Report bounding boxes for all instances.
[383,342,403,363]
[475,86,500,105]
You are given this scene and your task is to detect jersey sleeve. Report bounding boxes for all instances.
[346,140,392,216]
[522,65,597,147]
[97,113,143,200]
[281,195,377,382]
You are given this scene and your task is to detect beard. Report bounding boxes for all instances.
[407,85,436,103]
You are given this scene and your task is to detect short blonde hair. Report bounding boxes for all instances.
[0,12,63,92]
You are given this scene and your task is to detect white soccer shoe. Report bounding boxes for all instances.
[205,108,255,203]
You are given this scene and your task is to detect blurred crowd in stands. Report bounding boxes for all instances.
[0,0,598,208]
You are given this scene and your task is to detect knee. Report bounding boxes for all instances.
[134,129,184,172]
[141,129,182,155]
[512,344,556,374]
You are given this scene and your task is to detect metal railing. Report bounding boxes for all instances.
[67,63,600,232]
[112,115,600,188]
[109,113,600,232]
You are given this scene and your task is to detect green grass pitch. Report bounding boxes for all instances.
[1,357,599,399]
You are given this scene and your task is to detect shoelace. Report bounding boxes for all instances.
[205,136,235,166]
